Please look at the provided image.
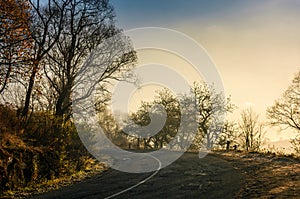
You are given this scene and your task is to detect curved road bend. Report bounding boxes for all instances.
[32,152,244,199]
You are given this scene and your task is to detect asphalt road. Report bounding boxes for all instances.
[32,152,244,199]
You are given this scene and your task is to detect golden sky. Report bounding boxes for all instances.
[111,0,300,141]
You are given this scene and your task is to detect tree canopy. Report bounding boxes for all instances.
[267,71,300,132]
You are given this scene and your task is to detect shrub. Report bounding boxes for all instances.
[0,105,92,194]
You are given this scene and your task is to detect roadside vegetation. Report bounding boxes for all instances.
[0,0,135,196]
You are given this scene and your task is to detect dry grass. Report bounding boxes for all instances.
[3,158,108,198]
[215,151,300,198]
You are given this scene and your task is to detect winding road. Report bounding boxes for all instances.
[33,152,244,199]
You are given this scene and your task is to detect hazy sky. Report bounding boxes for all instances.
[111,0,300,141]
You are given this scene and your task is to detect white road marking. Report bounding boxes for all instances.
[104,154,162,199]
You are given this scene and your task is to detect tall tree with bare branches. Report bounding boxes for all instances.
[21,0,71,117]
[267,71,300,132]
[239,108,264,151]
[267,71,300,153]
[44,0,136,120]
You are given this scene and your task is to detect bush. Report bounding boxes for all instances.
[0,105,92,194]
[291,136,300,155]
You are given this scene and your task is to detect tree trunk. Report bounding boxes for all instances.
[137,137,140,149]
[55,83,72,120]
[245,136,249,151]
[226,141,230,150]
[0,64,11,94]
[22,63,38,117]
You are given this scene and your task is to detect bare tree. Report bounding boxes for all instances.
[21,0,71,117]
[291,136,300,154]
[239,108,264,151]
[267,71,300,132]
[267,71,300,153]
[44,0,136,120]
